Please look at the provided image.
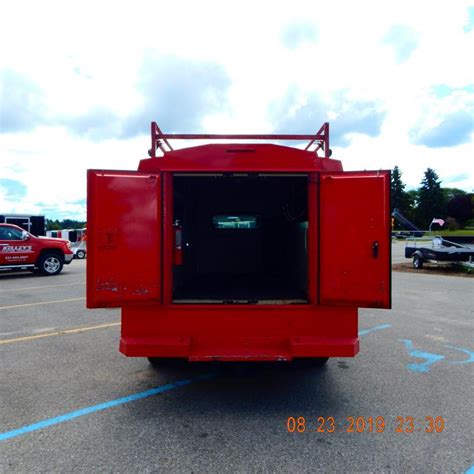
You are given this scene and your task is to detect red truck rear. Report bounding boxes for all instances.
[87,122,391,363]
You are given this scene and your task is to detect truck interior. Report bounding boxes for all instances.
[173,174,309,303]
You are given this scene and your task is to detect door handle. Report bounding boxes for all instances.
[173,221,183,266]
[372,241,379,258]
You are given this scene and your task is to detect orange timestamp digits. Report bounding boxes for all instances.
[286,416,445,434]
[394,416,445,433]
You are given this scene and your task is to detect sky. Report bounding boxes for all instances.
[0,0,473,221]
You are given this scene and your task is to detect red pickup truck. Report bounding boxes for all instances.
[0,223,74,275]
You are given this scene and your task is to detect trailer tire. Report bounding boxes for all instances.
[413,254,423,269]
[37,252,64,275]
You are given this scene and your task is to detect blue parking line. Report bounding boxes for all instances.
[359,324,392,336]
[465,465,474,474]
[0,374,215,442]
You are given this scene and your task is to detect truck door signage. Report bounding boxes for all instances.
[2,245,33,253]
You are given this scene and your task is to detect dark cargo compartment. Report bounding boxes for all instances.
[173,175,308,303]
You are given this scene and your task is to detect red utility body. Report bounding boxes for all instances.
[87,123,391,362]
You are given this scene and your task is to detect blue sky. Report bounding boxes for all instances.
[0,0,473,220]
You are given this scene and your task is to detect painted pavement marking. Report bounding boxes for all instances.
[359,324,392,336]
[444,344,474,364]
[0,297,86,310]
[399,339,445,373]
[0,374,215,442]
[0,282,85,293]
[0,322,120,345]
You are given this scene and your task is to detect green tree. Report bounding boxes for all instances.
[447,193,473,227]
[45,219,61,231]
[45,219,86,231]
[416,168,445,228]
[405,189,419,223]
[390,166,411,215]
[60,219,86,229]
[442,187,467,203]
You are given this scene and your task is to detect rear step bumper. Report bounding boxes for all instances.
[120,336,359,360]
[120,304,359,360]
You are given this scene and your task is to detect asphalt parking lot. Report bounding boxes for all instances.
[1,244,473,473]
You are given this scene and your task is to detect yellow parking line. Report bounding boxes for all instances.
[0,322,120,345]
[0,282,85,293]
[0,297,86,310]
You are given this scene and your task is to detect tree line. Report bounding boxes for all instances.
[46,219,86,231]
[391,167,473,230]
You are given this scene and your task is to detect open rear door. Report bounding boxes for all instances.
[87,170,161,308]
[319,171,391,309]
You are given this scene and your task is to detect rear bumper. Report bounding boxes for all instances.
[119,304,359,361]
[120,336,358,361]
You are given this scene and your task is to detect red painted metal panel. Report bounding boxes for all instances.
[120,303,359,360]
[87,170,161,308]
[319,171,391,309]
[162,172,173,304]
[138,144,343,173]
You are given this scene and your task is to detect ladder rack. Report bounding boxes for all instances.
[149,122,331,159]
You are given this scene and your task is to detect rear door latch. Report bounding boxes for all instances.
[372,240,379,258]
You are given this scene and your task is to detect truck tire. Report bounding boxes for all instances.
[37,253,64,275]
[294,357,329,368]
[413,254,423,269]
[148,357,188,368]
